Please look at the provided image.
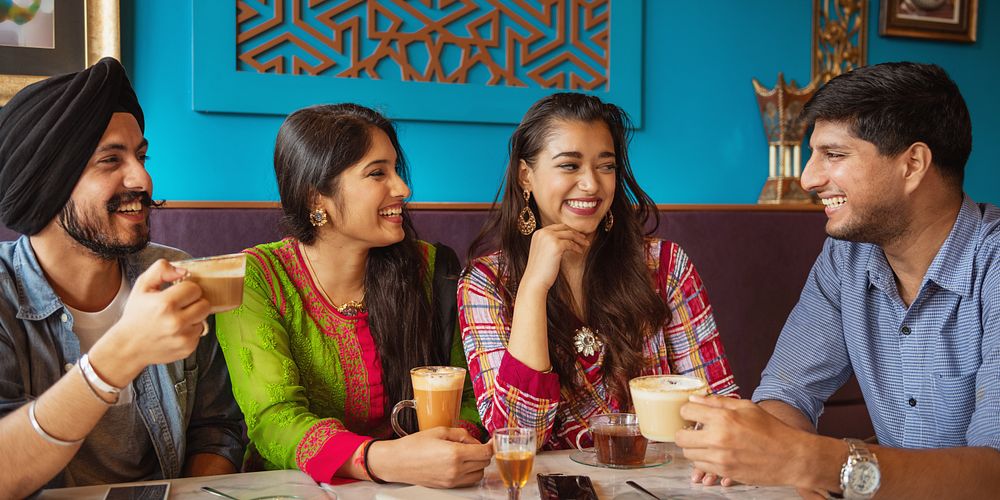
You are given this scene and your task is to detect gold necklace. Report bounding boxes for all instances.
[299,243,367,315]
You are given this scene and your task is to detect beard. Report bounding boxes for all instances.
[58,192,156,260]
[827,197,910,246]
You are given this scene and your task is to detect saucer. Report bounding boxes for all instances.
[569,441,672,469]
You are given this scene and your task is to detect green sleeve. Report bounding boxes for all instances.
[216,253,349,470]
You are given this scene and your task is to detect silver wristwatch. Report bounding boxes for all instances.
[839,438,880,499]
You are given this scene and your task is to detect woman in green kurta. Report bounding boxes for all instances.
[216,104,492,487]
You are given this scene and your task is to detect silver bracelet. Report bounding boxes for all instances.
[28,400,84,446]
[77,364,116,406]
[79,353,122,396]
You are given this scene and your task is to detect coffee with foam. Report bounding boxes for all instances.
[411,366,466,392]
[391,366,466,435]
[629,375,707,442]
[171,253,247,313]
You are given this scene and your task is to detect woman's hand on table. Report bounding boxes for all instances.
[367,427,494,488]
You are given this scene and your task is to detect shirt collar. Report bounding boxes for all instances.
[864,243,895,296]
[924,194,980,297]
[865,195,980,298]
[12,236,63,320]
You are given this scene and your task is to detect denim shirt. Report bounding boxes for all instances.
[0,236,244,489]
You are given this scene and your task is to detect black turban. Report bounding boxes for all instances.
[0,57,144,235]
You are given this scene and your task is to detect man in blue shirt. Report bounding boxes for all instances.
[0,58,243,496]
[676,62,999,498]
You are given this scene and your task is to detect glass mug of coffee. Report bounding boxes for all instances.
[390,366,466,436]
[574,413,648,467]
[629,375,708,442]
[170,253,247,314]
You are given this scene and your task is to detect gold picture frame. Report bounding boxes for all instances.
[880,0,978,43]
[0,0,120,105]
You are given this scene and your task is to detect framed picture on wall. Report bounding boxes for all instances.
[880,0,978,42]
[0,0,120,105]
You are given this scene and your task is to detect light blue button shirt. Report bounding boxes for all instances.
[0,236,244,490]
[753,195,1000,450]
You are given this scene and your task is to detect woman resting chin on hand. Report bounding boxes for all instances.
[459,93,739,453]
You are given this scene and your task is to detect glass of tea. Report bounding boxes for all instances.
[493,427,536,500]
[575,413,648,467]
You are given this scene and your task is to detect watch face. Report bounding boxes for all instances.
[850,461,881,495]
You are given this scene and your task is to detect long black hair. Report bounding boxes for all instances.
[274,104,446,433]
[469,93,667,407]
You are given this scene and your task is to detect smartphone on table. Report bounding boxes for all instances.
[537,473,599,500]
[103,483,170,500]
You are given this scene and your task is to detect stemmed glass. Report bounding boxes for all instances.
[493,427,536,500]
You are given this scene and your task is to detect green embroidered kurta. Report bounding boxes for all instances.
[217,238,481,482]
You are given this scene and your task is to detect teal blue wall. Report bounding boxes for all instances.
[125,1,998,204]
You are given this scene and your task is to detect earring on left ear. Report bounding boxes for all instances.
[309,208,328,227]
[603,212,614,232]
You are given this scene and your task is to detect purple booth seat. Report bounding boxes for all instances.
[0,206,873,440]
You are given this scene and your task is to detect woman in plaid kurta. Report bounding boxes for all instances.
[458,93,737,450]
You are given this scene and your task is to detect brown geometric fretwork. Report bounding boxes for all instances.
[236,0,611,90]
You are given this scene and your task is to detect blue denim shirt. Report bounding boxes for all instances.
[753,196,1000,450]
[0,236,244,489]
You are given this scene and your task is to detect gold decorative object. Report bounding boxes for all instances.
[813,0,868,84]
[1,0,120,105]
[751,73,819,205]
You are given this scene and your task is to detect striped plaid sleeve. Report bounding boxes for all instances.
[458,255,561,444]
[657,240,738,396]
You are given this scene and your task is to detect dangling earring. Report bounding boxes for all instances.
[518,190,537,235]
[603,211,614,232]
[309,207,328,227]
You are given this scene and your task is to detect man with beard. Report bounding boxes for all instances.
[675,62,1000,498]
[0,58,242,496]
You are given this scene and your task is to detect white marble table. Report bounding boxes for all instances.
[41,447,799,499]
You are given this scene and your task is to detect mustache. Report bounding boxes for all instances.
[105,191,165,212]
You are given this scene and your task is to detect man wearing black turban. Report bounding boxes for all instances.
[0,58,242,495]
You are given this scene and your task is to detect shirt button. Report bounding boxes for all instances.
[901,326,911,335]
[908,397,917,407]
[64,363,74,372]
[60,313,68,323]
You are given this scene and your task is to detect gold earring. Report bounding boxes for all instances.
[604,211,614,232]
[309,208,328,227]
[518,190,537,235]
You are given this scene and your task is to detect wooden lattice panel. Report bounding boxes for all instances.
[235,0,611,90]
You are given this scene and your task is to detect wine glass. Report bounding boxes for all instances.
[492,428,536,500]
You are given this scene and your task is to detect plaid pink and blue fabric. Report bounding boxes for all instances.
[459,238,737,449]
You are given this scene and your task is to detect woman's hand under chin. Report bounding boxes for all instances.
[521,224,591,292]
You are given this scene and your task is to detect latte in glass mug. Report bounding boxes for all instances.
[391,366,466,435]
[170,253,246,313]
[629,375,708,442]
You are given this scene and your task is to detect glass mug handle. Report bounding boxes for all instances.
[390,400,415,437]
[574,428,596,454]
